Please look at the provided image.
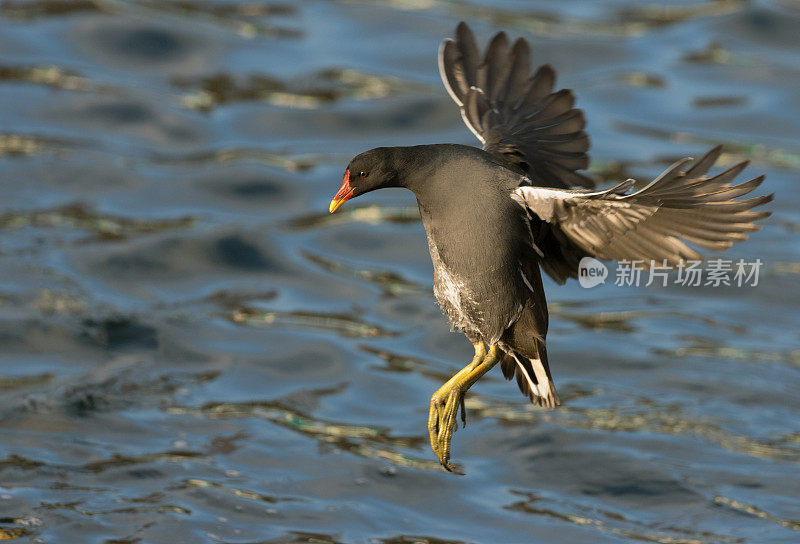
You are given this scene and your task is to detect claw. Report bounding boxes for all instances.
[426,344,501,473]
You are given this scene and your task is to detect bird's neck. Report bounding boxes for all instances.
[392,144,472,200]
[389,145,441,192]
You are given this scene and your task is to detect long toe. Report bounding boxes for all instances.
[435,387,463,468]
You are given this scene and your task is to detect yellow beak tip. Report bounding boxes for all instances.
[329,199,342,213]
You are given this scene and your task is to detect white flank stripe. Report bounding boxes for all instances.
[519,266,534,292]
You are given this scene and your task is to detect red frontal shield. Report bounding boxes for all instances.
[329,170,354,213]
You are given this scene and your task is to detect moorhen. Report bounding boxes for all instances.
[328,22,772,472]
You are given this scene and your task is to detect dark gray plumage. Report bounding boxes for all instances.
[329,22,772,469]
[512,146,771,284]
[439,22,594,189]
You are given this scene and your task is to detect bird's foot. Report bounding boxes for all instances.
[428,384,467,472]
[426,343,501,473]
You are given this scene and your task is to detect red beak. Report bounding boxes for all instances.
[329,170,354,213]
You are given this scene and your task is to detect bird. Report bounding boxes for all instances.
[327,22,772,472]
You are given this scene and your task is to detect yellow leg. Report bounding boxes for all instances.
[428,344,502,472]
[428,343,485,451]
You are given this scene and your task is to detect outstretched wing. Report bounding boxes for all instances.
[511,146,773,283]
[439,22,593,189]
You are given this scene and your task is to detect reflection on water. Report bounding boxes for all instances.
[0,0,798,543]
[0,203,195,241]
[174,68,415,111]
[506,489,746,544]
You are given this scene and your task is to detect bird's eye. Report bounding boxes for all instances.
[360,171,367,178]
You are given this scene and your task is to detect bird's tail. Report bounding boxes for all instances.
[500,342,560,409]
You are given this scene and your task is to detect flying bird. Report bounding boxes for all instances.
[328,22,772,472]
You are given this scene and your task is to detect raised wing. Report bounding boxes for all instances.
[511,146,773,283]
[439,22,593,189]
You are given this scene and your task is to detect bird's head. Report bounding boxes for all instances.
[329,147,399,213]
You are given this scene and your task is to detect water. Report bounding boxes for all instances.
[1,1,799,542]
